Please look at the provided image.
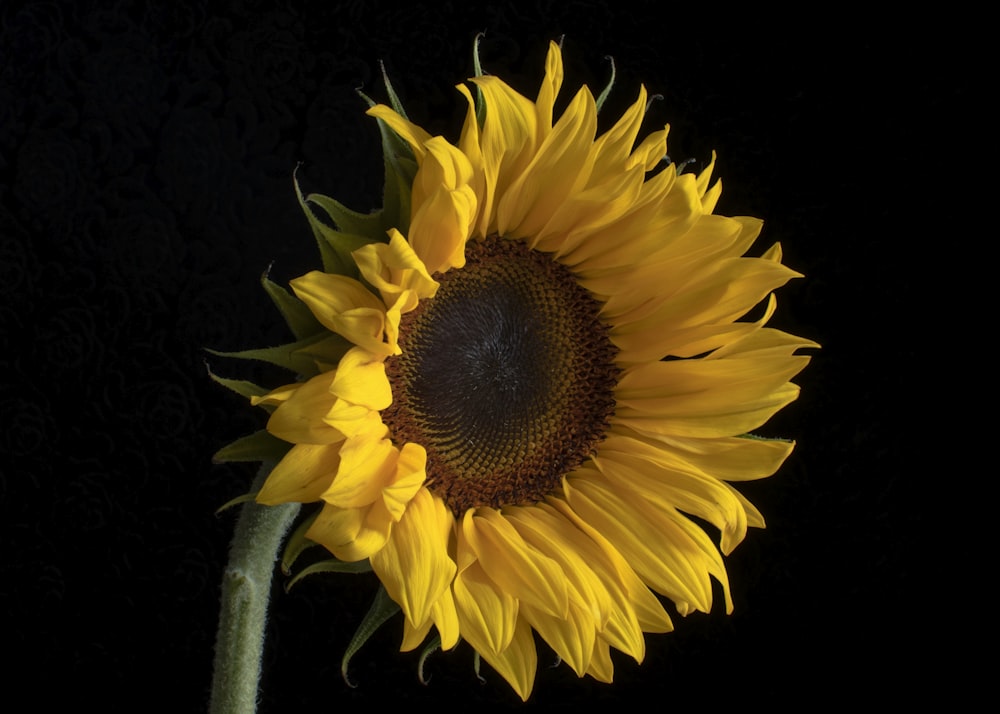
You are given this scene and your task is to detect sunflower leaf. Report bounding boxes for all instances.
[212,430,291,464]
[285,557,373,593]
[341,585,401,688]
[261,269,324,340]
[417,635,442,685]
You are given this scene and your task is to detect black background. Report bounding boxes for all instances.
[2,1,953,711]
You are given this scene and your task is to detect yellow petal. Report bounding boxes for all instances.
[365,103,433,163]
[290,271,393,356]
[381,441,428,520]
[305,499,393,562]
[353,229,438,311]
[463,508,569,618]
[256,442,342,505]
[452,559,517,656]
[408,183,477,275]
[589,85,649,179]
[322,399,385,439]
[264,371,342,445]
[586,639,615,683]
[534,40,564,138]
[520,599,594,677]
[545,496,673,637]
[503,505,612,627]
[330,346,392,411]
[477,616,537,702]
[370,488,457,631]
[614,351,811,438]
[497,87,597,238]
[455,83,493,238]
[322,433,397,508]
[470,74,539,231]
[429,583,460,650]
[564,474,713,615]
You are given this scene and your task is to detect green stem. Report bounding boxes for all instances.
[210,464,300,714]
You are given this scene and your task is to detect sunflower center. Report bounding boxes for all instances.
[383,235,619,514]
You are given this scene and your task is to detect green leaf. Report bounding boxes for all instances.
[261,269,324,340]
[285,558,373,592]
[341,585,401,688]
[212,430,291,464]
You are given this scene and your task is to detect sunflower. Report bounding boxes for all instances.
[245,40,815,700]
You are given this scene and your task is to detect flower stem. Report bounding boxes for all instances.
[210,464,300,714]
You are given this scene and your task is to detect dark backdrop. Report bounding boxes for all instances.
[2,1,950,711]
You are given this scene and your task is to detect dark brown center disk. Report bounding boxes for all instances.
[382,235,619,515]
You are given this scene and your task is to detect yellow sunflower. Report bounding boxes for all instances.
[248,40,815,699]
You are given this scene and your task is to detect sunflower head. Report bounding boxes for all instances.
[215,38,816,701]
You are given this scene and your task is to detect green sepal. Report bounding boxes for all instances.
[295,170,381,278]
[261,269,324,340]
[472,32,486,127]
[214,490,259,515]
[417,635,442,685]
[306,192,387,245]
[205,331,340,379]
[357,88,417,237]
[205,365,272,403]
[341,585,401,688]
[378,58,409,119]
[291,332,353,372]
[212,429,292,464]
[473,650,484,683]
[739,433,794,443]
[281,509,321,575]
[285,558,373,593]
[595,55,616,113]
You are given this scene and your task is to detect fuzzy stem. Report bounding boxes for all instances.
[210,464,300,714]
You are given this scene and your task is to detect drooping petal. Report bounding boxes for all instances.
[497,87,598,239]
[261,371,342,445]
[370,488,457,631]
[353,229,439,312]
[329,346,392,411]
[305,499,394,562]
[256,442,342,505]
[462,508,570,619]
[322,433,398,508]
[477,615,538,703]
[452,559,518,657]
[564,474,715,615]
[290,271,394,357]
